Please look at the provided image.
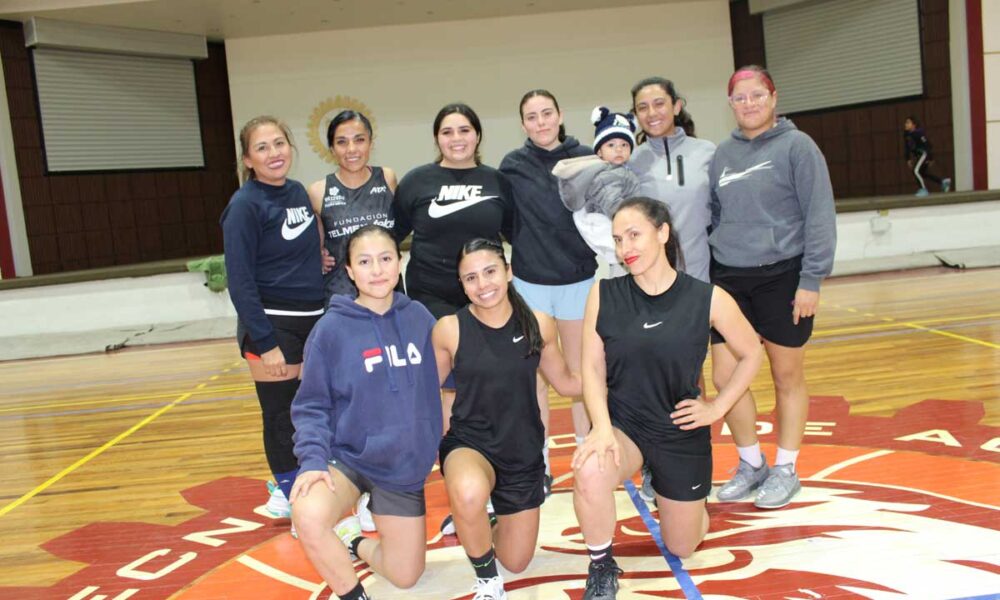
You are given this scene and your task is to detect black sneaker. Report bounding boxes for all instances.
[543,473,554,497]
[583,559,622,600]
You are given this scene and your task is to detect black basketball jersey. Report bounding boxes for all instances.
[319,167,394,299]
[449,306,543,472]
[596,272,713,444]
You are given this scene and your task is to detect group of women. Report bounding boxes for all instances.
[220,65,837,600]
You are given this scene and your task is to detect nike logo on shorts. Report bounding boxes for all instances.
[281,213,315,240]
[643,321,663,329]
[691,483,702,490]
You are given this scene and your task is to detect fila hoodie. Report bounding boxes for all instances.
[708,118,837,292]
[291,293,442,493]
[221,179,324,353]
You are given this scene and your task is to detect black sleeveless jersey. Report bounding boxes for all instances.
[448,306,543,472]
[596,272,713,444]
[319,167,394,299]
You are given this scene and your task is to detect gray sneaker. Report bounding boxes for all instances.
[583,560,622,600]
[639,464,655,503]
[754,463,801,509]
[716,454,769,501]
[942,177,952,192]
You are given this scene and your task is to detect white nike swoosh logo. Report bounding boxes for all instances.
[643,321,663,329]
[281,214,315,240]
[691,483,702,490]
[427,196,498,219]
[512,335,524,343]
[718,161,773,187]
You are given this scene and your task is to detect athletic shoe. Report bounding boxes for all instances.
[754,463,802,509]
[265,480,291,518]
[639,464,655,503]
[943,178,952,193]
[356,492,376,532]
[440,503,497,536]
[915,188,930,197]
[543,473,554,497]
[583,559,623,600]
[471,575,507,599]
[335,515,363,560]
[716,454,769,502]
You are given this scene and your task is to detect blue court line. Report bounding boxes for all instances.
[623,480,703,600]
[948,595,1000,600]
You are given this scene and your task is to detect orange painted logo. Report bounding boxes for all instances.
[3,397,998,599]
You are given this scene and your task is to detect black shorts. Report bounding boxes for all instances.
[328,457,426,517]
[236,302,323,364]
[613,418,712,502]
[407,288,467,320]
[439,435,545,516]
[709,255,813,348]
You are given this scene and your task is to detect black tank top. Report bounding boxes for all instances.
[450,306,543,472]
[319,167,394,299]
[597,272,712,444]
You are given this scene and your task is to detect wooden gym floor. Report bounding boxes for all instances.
[0,267,997,599]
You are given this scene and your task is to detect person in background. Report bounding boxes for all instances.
[903,115,951,197]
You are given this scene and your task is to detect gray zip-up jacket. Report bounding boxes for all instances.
[630,128,716,282]
[709,118,836,292]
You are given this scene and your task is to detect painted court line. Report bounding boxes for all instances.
[809,450,894,480]
[623,480,703,600]
[0,363,240,518]
[827,305,999,350]
[236,555,322,592]
[0,383,254,414]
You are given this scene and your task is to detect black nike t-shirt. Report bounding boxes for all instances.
[393,163,513,305]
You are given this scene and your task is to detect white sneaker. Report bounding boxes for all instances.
[471,575,506,599]
[265,480,291,518]
[355,492,377,532]
[335,515,363,560]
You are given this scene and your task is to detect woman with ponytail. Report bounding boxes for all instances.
[432,237,582,600]
[571,197,760,599]
[221,116,325,523]
[629,77,716,284]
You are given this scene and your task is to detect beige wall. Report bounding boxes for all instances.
[984,0,1000,187]
[224,2,735,183]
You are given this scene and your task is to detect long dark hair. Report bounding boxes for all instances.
[433,103,483,165]
[326,110,373,147]
[458,238,542,356]
[613,197,685,271]
[518,89,567,143]
[630,77,696,139]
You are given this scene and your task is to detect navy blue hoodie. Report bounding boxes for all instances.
[291,292,442,492]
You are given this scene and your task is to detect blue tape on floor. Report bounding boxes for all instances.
[623,479,703,600]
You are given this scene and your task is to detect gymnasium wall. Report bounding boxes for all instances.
[985,0,1000,188]
[0,22,239,275]
[224,2,736,184]
[729,0,959,198]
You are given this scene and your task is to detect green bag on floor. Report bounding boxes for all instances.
[187,255,227,293]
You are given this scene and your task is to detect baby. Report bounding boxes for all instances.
[552,106,641,277]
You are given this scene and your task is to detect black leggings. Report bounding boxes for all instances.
[912,151,943,189]
[255,378,301,475]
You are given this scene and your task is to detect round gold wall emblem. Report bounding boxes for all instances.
[306,96,377,164]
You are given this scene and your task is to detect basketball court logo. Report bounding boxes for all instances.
[3,397,996,599]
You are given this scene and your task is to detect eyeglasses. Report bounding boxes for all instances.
[729,91,771,106]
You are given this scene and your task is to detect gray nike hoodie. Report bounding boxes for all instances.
[708,117,836,291]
